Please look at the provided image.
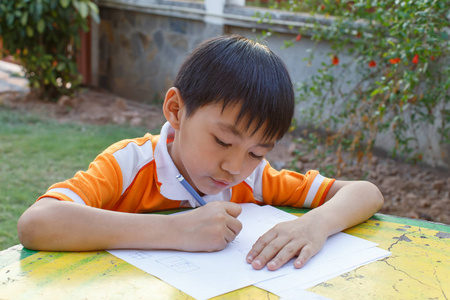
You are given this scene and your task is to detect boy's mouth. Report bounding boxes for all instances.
[211,178,231,189]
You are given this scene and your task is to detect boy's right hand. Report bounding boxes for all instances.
[171,201,242,252]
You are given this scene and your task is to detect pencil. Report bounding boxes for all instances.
[176,174,207,206]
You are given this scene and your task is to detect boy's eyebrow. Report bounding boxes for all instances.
[215,122,275,149]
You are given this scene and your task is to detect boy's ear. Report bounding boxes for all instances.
[163,87,184,130]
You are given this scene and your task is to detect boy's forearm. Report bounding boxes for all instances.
[17,198,178,251]
[306,181,384,236]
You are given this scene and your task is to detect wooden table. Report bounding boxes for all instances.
[1,209,449,299]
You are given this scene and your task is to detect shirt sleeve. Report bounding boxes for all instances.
[261,162,335,208]
[37,151,123,209]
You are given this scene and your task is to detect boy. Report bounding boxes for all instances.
[17,35,383,271]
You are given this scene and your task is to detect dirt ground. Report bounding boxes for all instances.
[1,88,449,224]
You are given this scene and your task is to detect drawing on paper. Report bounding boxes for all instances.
[129,251,152,260]
[273,213,293,221]
[238,247,251,255]
[156,256,199,273]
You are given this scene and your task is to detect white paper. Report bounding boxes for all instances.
[109,204,296,299]
[108,204,389,300]
[256,246,391,295]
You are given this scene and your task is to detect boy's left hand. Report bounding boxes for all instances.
[246,216,328,271]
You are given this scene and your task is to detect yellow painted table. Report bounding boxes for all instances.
[1,210,449,300]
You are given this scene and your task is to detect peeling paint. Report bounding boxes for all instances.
[435,231,450,239]
[393,235,412,242]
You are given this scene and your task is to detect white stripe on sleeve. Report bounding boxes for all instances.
[47,188,86,205]
[303,174,325,207]
[113,139,154,194]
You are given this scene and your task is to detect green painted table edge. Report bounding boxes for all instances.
[276,206,449,232]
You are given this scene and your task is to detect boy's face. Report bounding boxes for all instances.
[169,102,276,196]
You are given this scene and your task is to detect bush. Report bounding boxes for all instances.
[0,0,99,100]
[262,0,450,166]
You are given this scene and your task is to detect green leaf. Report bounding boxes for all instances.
[26,26,34,37]
[90,11,100,24]
[20,12,28,26]
[57,62,66,72]
[78,2,89,18]
[60,0,70,8]
[370,89,381,97]
[37,19,45,34]
[36,0,43,17]
[6,14,14,26]
[72,0,81,15]
[87,1,99,14]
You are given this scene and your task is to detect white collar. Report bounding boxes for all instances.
[154,122,232,208]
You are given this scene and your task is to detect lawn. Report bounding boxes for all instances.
[0,107,159,250]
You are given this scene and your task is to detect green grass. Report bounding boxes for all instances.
[0,107,160,250]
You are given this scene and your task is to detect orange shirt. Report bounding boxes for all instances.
[38,123,335,212]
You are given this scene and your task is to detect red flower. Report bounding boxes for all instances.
[431,56,436,61]
[320,4,325,11]
[356,32,362,38]
[368,60,377,68]
[389,58,401,64]
[296,34,302,42]
[412,54,419,64]
[332,55,339,65]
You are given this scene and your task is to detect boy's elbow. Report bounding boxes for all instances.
[17,201,55,250]
[364,181,384,212]
[17,208,42,250]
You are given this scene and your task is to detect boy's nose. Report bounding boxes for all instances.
[221,155,244,175]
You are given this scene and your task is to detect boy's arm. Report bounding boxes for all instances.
[17,198,242,252]
[246,180,384,271]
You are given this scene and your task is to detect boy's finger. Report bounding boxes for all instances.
[227,217,242,236]
[293,244,314,269]
[225,225,240,243]
[246,231,277,264]
[266,241,303,271]
[223,202,242,217]
[249,237,289,270]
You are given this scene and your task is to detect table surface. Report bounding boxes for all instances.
[1,209,449,300]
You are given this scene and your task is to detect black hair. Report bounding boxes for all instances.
[174,34,294,141]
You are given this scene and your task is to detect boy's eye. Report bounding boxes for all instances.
[250,152,264,160]
[215,137,231,148]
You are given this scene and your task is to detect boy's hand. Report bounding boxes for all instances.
[246,216,328,271]
[172,201,242,252]
[246,180,384,271]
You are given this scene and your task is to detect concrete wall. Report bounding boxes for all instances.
[95,0,331,103]
[97,9,216,104]
[94,0,449,168]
